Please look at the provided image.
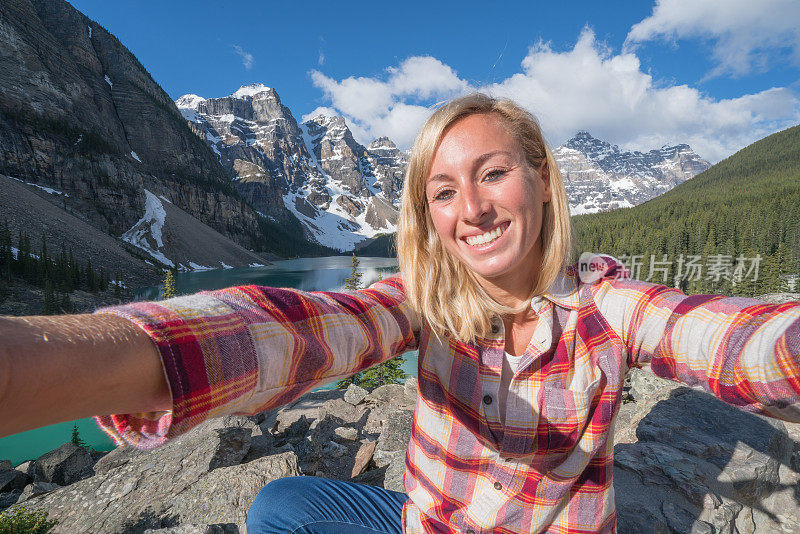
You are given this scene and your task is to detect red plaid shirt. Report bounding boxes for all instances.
[95,255,800,533]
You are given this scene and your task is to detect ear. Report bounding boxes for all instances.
[539,159,552,203]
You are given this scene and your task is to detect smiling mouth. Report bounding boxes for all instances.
[464,222,509,247]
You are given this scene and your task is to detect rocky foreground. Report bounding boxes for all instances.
[3,371,800,533]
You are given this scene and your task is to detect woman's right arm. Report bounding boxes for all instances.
[0,313,171,438]
[56,275,418,449]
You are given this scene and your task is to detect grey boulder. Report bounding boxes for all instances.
[34,443,94,486]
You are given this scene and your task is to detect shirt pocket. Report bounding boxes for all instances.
[539,378,601,454]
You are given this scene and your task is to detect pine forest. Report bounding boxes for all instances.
[572,123,800,298]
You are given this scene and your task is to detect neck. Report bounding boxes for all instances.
[476,240,544,311]
[479,277,535,310]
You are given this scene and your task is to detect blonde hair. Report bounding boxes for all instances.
[396,93,573,343]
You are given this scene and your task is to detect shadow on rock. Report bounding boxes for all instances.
[614,385,800,533]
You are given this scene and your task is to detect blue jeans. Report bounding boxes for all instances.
[246,476,408,533]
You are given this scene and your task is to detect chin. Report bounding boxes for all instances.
[466,259,516,280]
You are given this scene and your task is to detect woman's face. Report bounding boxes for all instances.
[425,113,551,293]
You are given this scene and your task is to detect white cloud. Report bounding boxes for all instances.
[386,56,470,99]
[309,56,471,149]
[233,45,254,70]
[484,27,800,161]
[311,27,799,162]
[625,0,800,78]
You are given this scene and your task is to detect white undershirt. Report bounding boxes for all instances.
[499,350,524,426]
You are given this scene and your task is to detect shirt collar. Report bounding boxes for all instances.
[539,264,580,310]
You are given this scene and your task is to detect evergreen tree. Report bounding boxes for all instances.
[16,230,26,279]
[775,241,794,292]
[113,273,122,300]
[58,291,72,314]
[160,269,177,299]
[0,220,11,283]
[336,254,408,389]
[86,258,96,292]
[336,254,365,389]
[23,233,33,281]
[344,253,362,290]
[358,356,408,389]
[68,249,78,290]
[70,424,86,448]
[56,245,68,290]
[42,279,55,315]
[39,233,49,285]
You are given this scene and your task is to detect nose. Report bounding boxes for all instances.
[460,182,490,223]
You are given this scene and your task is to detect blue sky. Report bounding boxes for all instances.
[71,0,800,162]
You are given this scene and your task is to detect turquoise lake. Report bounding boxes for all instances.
[0,257,418,466]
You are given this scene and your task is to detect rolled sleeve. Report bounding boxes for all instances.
[93,292,259,449]
[93,275,419,449]
[591,255,800,421]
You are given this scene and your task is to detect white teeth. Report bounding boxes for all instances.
[466,225,504,246]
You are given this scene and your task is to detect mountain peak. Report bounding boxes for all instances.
[231,83,272,99]
[306,113,346,127]
[368,137,398,150]
[565,130,617,158]
[175,94,206,110]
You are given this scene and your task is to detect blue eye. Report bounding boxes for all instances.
[433,189,454,201]
[485,169,506,181]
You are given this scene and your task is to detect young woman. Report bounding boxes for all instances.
[1,94,799,533]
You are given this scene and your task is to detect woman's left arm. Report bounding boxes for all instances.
[590,256,800,422]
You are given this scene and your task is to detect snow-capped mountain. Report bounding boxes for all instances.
[176,85,406,250]
[177,86,710,247]
[555,131,710,214]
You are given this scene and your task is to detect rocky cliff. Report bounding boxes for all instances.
[177,88,407,251]
[0,0,304,271]
[554,131,711,214]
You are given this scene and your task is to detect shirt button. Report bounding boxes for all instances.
[483,395,493,405]
[494,481,503,490]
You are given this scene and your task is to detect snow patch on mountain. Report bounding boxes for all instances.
[176,94,206,109]
[8,176,69,197]
[121,189,173,267]
[187,262,213,271]
[232,83,271,98]
[176,94,206,122]
[10,246,39,260]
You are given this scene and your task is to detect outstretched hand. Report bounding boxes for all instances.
[0,313,170,438]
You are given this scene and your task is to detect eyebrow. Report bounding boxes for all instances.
[427,150,515,184]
